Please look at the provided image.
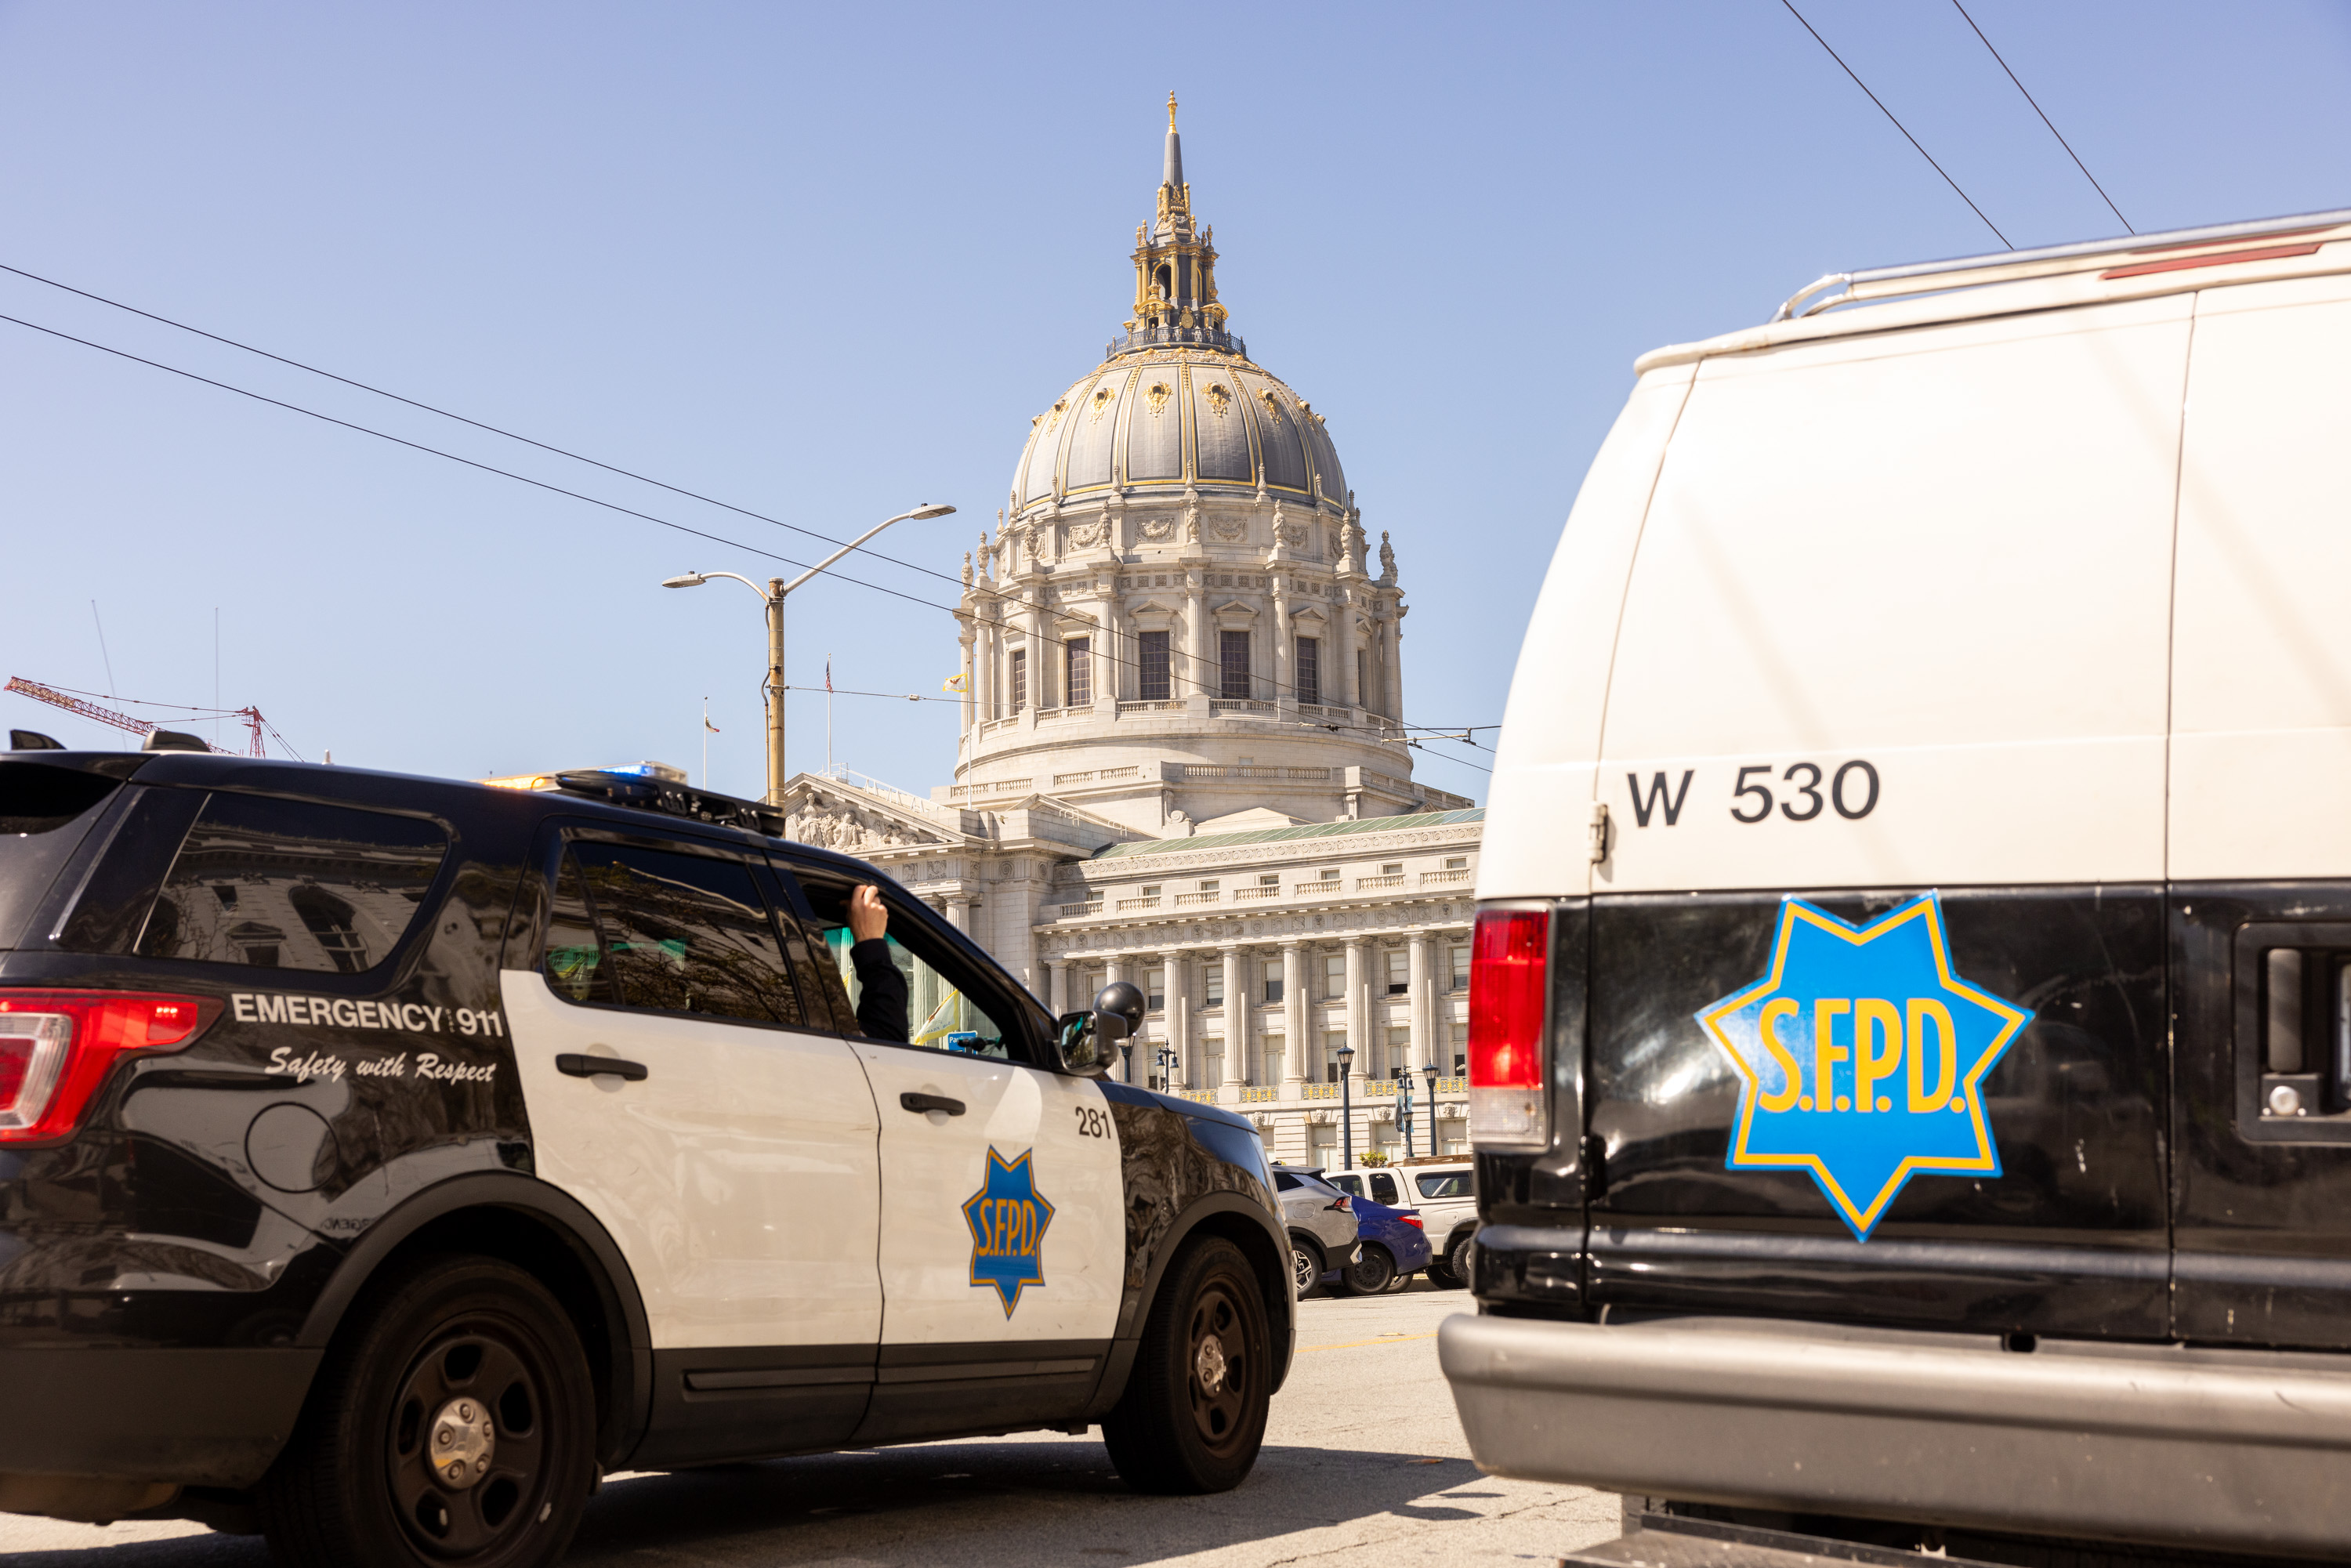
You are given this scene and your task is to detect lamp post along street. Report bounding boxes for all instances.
[663,502,954,806]
[1422,1063,1440,1158]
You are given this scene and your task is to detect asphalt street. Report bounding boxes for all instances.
[0,1279,1618,1567]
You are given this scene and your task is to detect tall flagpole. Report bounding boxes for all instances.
[825,657,835,773]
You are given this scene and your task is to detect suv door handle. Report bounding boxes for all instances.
[556,1054,649,1082]
[900,1092,966,1116]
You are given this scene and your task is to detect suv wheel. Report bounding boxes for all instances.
[1290,1237,1323,1298]
[1342,1244,1395,1296]
[260,1255,596,1568]
[1104,1237,1272,1494]
[1446,1233,1475,1291]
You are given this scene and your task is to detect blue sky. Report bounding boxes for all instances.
[3,1,2346,806]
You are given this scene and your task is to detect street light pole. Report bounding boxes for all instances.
[1336,1041,1357,1168]
[1400,1070,1415,1159]
[665,502,954,806]
[1422,1063,1440,1158]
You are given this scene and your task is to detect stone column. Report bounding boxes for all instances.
[1332,589,1357,710]
[1345,936,1370,1091]
[1168,951,1190,1089]
[1043,958,1065,1017]
[1220,946,1246,1091]
[1407,931,1430,1073]
[1281,940,1306,1093]
[1373,602,1392,724]
[946,894,973,934]
[1024,592,1048,714]
[1270,576,1290,715]
[1186,565,1210,698]
[957,619,976,739]
[976,608,995,722]
[1103,956,1129,1080]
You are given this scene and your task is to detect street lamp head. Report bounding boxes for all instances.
[661,572,708,588]
[907,502,957,520]
[1335,1042,1356,1066]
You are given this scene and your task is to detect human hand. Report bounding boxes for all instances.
[849,884,888,943]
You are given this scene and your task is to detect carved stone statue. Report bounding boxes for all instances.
[962,552,973,587]
[1378,530,1397,580]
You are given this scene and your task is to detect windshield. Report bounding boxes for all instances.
[0,762,124,950]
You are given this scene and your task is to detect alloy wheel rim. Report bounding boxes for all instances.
[386,1316,550,1559]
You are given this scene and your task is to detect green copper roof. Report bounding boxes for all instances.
[1092,808,1483,860]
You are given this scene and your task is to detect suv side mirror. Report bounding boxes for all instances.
[1054,980,1146,1077]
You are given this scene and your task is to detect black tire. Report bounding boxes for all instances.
[1289,1236,1324,1298]
[1342,1243,1396,1296]
[1103,1237,1272,1494]
[1447,1233,1475,1291]
[259,1254,596,1568]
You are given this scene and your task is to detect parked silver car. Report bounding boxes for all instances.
[1272,1165,1361,1297]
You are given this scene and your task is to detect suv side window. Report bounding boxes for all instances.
[1370,1171,1400,1205]
[1273,1171,1303,1192]
[135,793,447,972]
[1414,1171,1473,1200]
[545,838,804,1026]
[790,871,1020,1059]
[1327,1174,1364,1197]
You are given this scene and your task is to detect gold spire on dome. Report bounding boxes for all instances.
[1115,96,1237,356]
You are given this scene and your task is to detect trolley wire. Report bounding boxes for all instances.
[0,268,1437,726]
[1949,0,2132,234]
[1777,0,2012,249]
[0,307,1488,766]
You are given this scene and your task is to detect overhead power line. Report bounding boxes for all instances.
[0,270,1346,715]
[1778,0,2012,249]
[1949,0,2132,234]
[0,309,1480,765]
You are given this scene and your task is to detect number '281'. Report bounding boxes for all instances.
[1732,760,1879,824]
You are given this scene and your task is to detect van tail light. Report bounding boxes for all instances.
[1469,907,1551,1147]
[0,992,219,1145]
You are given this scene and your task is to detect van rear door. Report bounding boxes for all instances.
[2169,271,2351,1349]
[1582,299,2188,1338]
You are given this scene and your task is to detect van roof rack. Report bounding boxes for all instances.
[1773,205,2351,322]
[550,769,789,838]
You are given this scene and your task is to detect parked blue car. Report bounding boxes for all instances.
[1339,1193,1432,1295]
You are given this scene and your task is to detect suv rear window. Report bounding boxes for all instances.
[0,762,125,950]
[134,793,447,972]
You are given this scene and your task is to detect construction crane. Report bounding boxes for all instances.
[5,676,297,759]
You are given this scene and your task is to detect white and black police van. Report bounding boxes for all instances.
[1440,208,2351,1565]
[0,741,1291,1566]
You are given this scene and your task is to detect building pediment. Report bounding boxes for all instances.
[777,777,963,853]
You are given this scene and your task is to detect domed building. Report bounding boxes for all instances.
[951,96,1446,837]
[777,101,1483,1164]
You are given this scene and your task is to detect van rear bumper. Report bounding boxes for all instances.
[1439,1313,2351,1560]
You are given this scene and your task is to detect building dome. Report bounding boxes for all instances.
[945,99,1461,841]
[1009,352,1348,512]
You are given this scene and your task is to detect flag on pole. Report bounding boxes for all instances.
[704,713,721,734]
[824,659,834,694]
[942,672,968,693]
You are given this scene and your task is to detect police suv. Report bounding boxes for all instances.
[1443,208,2351,1564]
[0,741,1292,1566]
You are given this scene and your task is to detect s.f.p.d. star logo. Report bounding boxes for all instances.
[1696,893,2033,1240]
[962,1147,1053,1315]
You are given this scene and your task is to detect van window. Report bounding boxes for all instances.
[135,794,446,972]
[1415,1171,1473,1200]
[555,842,802,1026]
